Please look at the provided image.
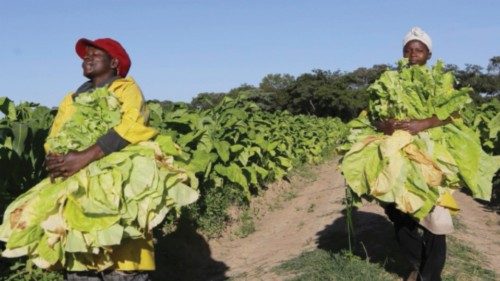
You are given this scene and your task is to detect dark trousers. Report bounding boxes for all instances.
[64,271,151,281]
[384,204,446,281]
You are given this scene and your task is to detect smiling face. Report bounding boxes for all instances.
[403,40,432,66]
[82,46,118,80]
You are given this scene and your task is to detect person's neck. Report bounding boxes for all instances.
[91,73,118,88]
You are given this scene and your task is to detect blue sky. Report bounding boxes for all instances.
[1,0,499,107]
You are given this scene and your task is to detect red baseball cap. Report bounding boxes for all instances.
[75,38,131,77]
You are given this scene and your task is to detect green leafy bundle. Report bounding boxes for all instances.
[45,88,121,154]
[340,59,500,219]
[368,60,471,121]
[462,99,500,155]
[0,89,199,271]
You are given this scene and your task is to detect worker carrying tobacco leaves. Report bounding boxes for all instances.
[45,38,156,281]
[339,27,499,281]
[378,27,454,281]
[0,38,199,281]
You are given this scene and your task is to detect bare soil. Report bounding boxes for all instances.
[152,159,500,281]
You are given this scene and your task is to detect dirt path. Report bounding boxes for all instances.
[451,191,500,273]
[209,160,346,280]
[207,159,500,280]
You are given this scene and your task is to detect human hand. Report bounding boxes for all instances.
[45,151,86,181]
[375,119,398,135]
[44,153,64,182]
[44,145,104,181]
[55,150,92,178]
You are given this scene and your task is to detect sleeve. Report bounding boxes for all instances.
[107,77,158,145]
[96,128,130,155]
[44,93,76,153]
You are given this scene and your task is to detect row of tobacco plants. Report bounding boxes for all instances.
[0,93,498,280]
[146,96,349,236]
[1,95,498,237]
[0,95,349,279]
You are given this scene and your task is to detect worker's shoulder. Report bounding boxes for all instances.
[109,76,142,93]
[110,76,138,87]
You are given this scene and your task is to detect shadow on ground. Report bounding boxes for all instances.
[152,219,229,281]
[474,177,499,215]
[459,183,500,215]
[316,209,411,278]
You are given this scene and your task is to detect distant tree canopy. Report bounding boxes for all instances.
[190,92,226,110]
[156,57,500,122]
[446,57,500,103]
[284,66,389,120]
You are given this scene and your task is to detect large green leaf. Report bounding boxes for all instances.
[213,140,231,163]
[214,163,250,198]
[187,150,218,173]
[168,182,199,207]
[156,134,182,156]
[0,97,17,121]
[178,130,205,147]
[11,122,28,155]
[36,236,62,267]
[64,197,120,232]
[6,225,43,249]
[95,224,124,246]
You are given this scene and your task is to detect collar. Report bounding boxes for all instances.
[74,76,120,95]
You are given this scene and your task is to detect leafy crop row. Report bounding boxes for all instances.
[147,96,348,234]
[0,95,348,278]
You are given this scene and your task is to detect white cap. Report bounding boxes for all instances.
[403,27,432,52]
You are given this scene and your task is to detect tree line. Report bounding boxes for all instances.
[152,56,500,122]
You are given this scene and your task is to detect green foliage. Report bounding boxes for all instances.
[189,65,390,121]
[183,184,246,238]
[457,96,500,206]
[341,60,499,220]
[368,59,472,121]
[2,55,496,278]
[259,73,295,93]
[0,98,54,219]
[447,60,500,102]
[0,260,62,281]
[443,236,496,281]
[0,90,199,272]
[149,95,348,236]
[186,57,498,122]
[45,88,121,153]
[273,236,496,281]
[274,249,397,281]
[285,68,381,120]
[189,92,226,110]
[234,208,255,238]
[0,98,56,281]
[462,98,500,155]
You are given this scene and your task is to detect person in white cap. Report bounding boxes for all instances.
[403,26,432,66]
[377,26,442,135]
[377,27,455,281]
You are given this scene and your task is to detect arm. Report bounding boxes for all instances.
[375,112,460,135]
[107,77,157,144]
[394,114,458,135]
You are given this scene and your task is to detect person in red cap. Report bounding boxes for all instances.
[44,38,157,281]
